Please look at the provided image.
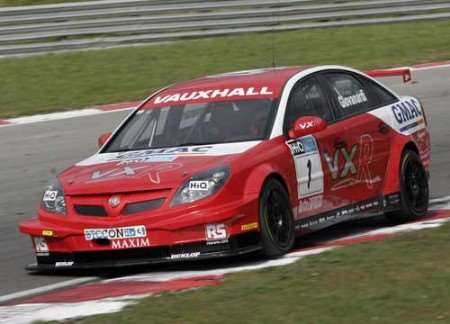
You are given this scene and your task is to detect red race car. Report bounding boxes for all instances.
[19,65,430,270]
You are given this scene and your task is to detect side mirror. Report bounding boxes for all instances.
[98,132,112,148]
[288,116,327,139]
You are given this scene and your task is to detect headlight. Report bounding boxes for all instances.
[171,166,230,206]
[41,178,66,214]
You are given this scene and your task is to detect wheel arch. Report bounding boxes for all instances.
[382,139,419,195]
[243,163,295,207]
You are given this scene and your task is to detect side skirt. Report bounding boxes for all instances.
[294,193,401,234]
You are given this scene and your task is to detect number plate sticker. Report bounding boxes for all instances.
[84,225,147,241]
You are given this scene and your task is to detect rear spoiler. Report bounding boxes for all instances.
[365,68,412,83]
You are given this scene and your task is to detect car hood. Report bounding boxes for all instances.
[60,141,261,195]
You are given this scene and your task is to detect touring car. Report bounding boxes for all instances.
[19,65,430,270]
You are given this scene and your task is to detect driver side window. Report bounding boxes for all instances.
[284,77,332,133]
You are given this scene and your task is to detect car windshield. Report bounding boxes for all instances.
[104,99,277,152]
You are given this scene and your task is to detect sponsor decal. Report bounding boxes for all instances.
[324,134,380,191]
[391,99,424,132]
[288,140,305,156]
[33,237,49,254]
[84,225,147,241]
[296,197,381,230]
[170,252,201,259]
[55,261,74,267]
[298,195,323,214]
[189,180,210,191]
[338,90,368,108]
[42,229,54,237]
[241,222,258,231]
[299,121,315,130]
[287,135,317,156]
[325,145,357,180]
[205,223,228,245]
[368,97,426,135]
[42,190,58,202]
[392,100,422,123]
[288,135,324,198]
[116,146,212,158]
[383,192,401,210]
[111,238,150,249]
[153,86,274,104]
[116,155,177,164]
[89,162,183,184]
[77,141,261,166]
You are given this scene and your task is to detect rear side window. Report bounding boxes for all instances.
[324,73,374,118]
[366,80,398,106]
[284,77,332,132]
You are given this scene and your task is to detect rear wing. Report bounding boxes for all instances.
[365,68,412,83]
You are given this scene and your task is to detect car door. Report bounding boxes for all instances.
[283,76,341,220]
[320,71,394,205]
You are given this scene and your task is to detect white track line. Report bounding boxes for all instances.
[430,196,450,204]
[0,106,134,128]
[0,277,97,304]
[412,64,450,71]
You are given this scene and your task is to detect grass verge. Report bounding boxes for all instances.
[72,221,450,324]
[1,19,450,118]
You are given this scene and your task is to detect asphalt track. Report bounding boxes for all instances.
[0,66,449,297]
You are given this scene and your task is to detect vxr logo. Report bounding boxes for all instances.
[324,145,357,180]
[323,134,378,191]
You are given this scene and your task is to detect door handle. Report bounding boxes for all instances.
[334,138,346,149]
[379,123,389,134]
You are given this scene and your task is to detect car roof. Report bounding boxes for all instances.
[172,66,311,90]
[143,65,313,108]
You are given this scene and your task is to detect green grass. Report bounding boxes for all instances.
[1,19,450,118]
[72,221,450,324]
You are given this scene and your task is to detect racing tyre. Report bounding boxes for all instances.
[386,150,429,223]
[259,178,295,257]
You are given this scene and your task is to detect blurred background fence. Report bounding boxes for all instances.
[1,0,450,56]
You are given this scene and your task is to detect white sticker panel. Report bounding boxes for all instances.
[77,141,261,166]
[368,96,426,136]
[286,135,324,198]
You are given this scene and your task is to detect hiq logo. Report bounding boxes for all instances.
[391,100,422,124]
[189,180,209,191]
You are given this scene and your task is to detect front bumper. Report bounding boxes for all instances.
[26,232,261,271]
[20,196,261,271]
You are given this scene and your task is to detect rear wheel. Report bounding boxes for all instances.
[259,178,295,257]
[386,150,429,223]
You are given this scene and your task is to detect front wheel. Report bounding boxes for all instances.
[386,150,429,223]
[259,178,295,257]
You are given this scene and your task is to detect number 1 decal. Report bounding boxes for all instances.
[286,135,324,198]
[307,159,312,189]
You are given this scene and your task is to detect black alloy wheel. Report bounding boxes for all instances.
[259,178,295,257]
[386,150,429,223]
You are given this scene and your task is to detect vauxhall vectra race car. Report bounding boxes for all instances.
[19,65,430,270]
